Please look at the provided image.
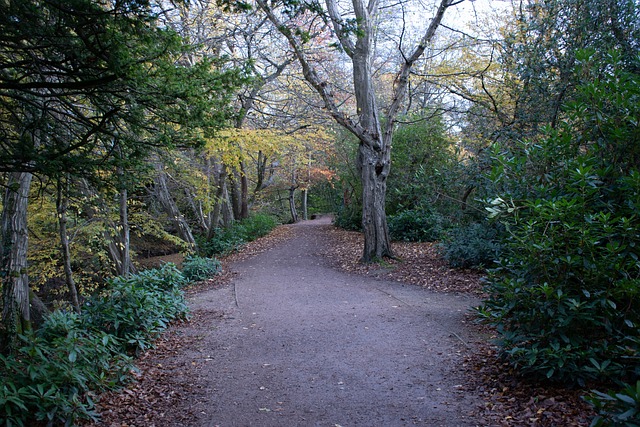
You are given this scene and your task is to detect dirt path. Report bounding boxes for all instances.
[98,217,485,426]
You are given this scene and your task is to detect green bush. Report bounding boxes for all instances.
[241,213,278,240]
[198,214,279,257]
[333,205,361,231]
[182,255,221,282]
[388,207,444,242]
[478,51,640,385]
[442,221,502,268]
[587,381,640,427]
[83,269,188,353]
[0,265,190,426]
[0,311,133,426]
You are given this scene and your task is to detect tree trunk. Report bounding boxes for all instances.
[221,182,235,228]
[239,161,249,219]
[358,144,393,262]
[56,178,81,312]
[118,186,132,276]
[153,165,196,250]
[302,188,308,221]
[289,186,299,223]
[1,172,33,350]
[208,163,227,238]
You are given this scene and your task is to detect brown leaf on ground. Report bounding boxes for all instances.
[324,224,596,427]
[324,226,485,296]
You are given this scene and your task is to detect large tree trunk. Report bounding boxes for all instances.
[1,172,33,349]
[56,178,81,312]
[359,144,393,261]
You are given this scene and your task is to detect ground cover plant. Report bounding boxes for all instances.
[0,264,192,426]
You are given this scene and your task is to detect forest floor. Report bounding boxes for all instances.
[90,217,596,426]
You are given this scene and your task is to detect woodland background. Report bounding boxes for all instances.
[0,0,638,425]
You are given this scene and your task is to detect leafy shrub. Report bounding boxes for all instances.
[388,207,444,242]
[198,214,279,257]
[0,311,133,426]
[83,264,188,353]
[333,206,361,231]
[442,221,502,268]
[0,265,190,426]
[241,213,278,240]
[182,255,221,282]
[587,381,640,427]
[124,262,187,291]
[478,51,640,385]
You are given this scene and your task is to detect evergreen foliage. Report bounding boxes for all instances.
[0,265,190,426]
[478,51,640,386]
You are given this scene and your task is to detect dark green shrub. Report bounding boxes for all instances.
[0,311,133,426]
[198,214,279,257]
[333,205,361,231]
[442,222,502,268]
[478,51,640,385]
[198,227,244,256]
[182,255,221,282]
[388,207,444,242]
[241,213,278,240]
[587,381,640,427]
[83,265,188,353]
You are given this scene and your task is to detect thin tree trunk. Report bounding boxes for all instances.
[289,185,299,223]
[153,165,196,250]
[118,186,131,276]
[221,182,234,228]
[240,161,249,219]
[78,179,136,276]
[302,188,308,221]
[1,172,33,350]
[208,164,227,238]
[56,178,81,312]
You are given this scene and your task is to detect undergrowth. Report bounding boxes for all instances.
[0,263,191,426]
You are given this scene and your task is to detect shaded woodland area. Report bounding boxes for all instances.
[0,0,639,425]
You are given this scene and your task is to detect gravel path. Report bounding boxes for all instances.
[180,217,482,426]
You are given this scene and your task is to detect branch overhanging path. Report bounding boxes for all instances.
[145,217,484,426]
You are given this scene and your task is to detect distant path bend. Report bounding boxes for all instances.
[185,217,481,426]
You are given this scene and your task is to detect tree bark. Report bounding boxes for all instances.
[56,178,81,312]
[118,186,132,276]
[302,188,308,221]
[239,161,249,219]
[1,172,33,349]
[289,186,299,223]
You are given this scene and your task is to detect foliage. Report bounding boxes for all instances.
[182,256,222,282]
[388,207,444,242]
[242,213,279,240]
[0,264,189,425]
[587,381,640,427]
[82,264,188,354]
[441,222,502,268]
[198,213,279,256]
[0,312,133,426]
[387,114,464,220]
[478,51,640,385]
[333,205,362,231]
